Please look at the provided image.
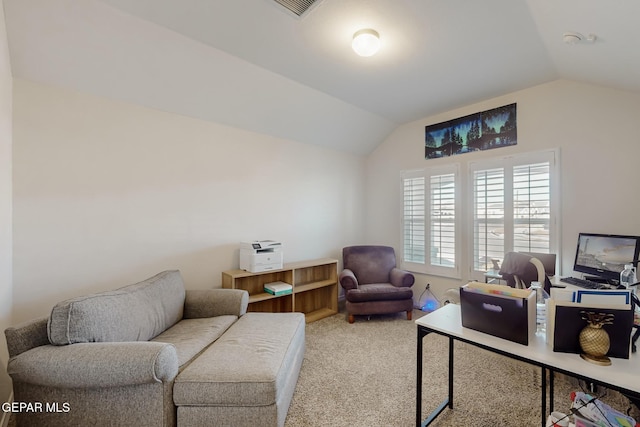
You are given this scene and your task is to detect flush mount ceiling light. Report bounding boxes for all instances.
[563,32,597,45]
[352,29,380,57]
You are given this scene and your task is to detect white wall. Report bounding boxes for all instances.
[0,0,13,415]
[12,77,640,322]
[365,80,640,298]
[12,79,366,323]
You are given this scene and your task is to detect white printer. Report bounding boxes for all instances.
[239,240,283,273]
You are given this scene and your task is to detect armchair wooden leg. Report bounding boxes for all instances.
[406,310,412,321]
[348,314,355,324]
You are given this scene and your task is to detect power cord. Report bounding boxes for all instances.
[417,283,439,302]
[416,284,428,303]
[416,283,442,311]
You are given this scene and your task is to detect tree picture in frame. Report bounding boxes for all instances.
[425,103,517,159]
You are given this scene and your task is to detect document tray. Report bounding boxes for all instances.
[551,305,633,359]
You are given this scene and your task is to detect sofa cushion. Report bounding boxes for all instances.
[48,270,186,345]
[152,315,238,368]
[173,312,305,407]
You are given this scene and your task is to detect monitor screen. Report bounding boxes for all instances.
[573,233,640,281]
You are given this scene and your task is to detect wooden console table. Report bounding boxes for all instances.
[222,258,338,323]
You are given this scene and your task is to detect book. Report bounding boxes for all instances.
[264,281,292,296]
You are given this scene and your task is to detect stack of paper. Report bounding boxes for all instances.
[264,281,293,296]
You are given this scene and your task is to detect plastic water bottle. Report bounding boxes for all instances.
[620,264,637,294]
[530,281,549,334]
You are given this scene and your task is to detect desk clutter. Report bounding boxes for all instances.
[545,391,638,427]
[459,282,637,362]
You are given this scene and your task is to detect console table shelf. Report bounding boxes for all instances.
[295,279,335,293]
[222,258,338,323]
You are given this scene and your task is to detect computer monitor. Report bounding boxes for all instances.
[572,232,640,282]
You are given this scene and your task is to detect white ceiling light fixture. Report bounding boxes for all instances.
[352,29,380,57]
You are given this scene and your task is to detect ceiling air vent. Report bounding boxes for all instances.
[273,0,320,17]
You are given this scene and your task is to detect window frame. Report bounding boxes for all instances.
[468,149,560,276]
[400,164,461,278]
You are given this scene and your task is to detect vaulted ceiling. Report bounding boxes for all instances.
[4,0,639,155]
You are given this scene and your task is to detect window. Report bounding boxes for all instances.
[472,167,505,271]
[470,150,558,273]
[401,165,459,277]
[402,172,425,265]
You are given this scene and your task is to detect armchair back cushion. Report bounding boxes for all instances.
[343,246,397,284]
[48,270,186,345]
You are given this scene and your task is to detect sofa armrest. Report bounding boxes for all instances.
[7,341,179,388]
[390,267,415,288]
[183,289,249,319]
[5,317,49,358]
[339,269,358,291]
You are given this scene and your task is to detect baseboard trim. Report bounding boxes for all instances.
[0,391,13,427]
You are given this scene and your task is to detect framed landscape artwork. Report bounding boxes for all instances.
[425,103,517,159]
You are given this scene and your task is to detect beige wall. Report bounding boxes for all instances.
[0,0,13,413]
[9,65,640,384]
[12,79,366,323]
[365,80,640,298]
[14,78,640,321]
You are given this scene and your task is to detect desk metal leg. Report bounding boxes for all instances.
[416,327,423,427]
[416,327,453,427]
[448,337,454,408]
[540,368,555,427]
[549,369,554,413]
[541,367,547,427]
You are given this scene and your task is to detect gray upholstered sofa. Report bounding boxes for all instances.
[4,270,305,427]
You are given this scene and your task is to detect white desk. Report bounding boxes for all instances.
[415,303,640,427]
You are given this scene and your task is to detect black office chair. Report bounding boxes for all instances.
[499,251,552,294]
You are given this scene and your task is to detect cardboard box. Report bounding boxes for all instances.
[460,282,536,345]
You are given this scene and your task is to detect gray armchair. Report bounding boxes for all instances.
[339,245,415,323]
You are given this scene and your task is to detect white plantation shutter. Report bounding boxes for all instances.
[470,150,558,273]
[401,166,459,277]
[473,168,505,271]
[430,173,456,268]
[513,162,551,253]
[402,174,426,264]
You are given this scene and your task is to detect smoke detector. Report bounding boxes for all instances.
[563,32,597,45]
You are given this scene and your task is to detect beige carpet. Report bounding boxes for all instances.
[284,307,639,427]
